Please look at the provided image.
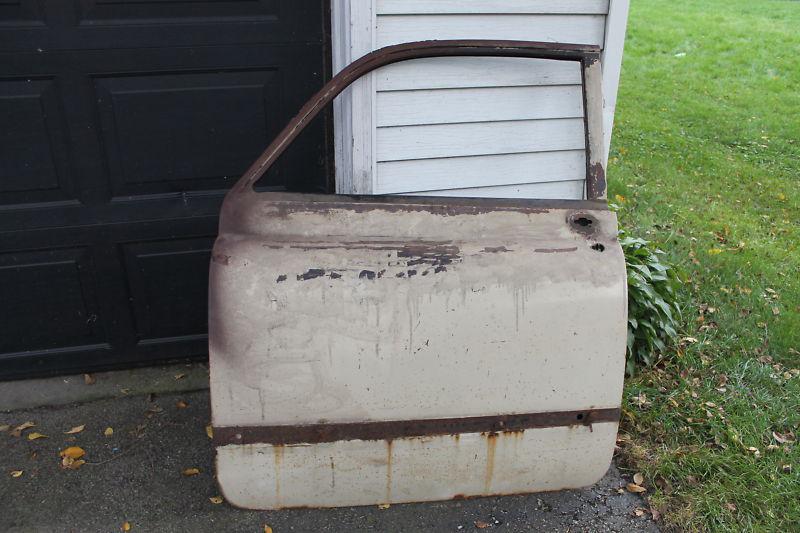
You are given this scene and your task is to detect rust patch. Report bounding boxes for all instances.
[568,213,598,236]
[586,162,607,200]
[482,246,512,253]
[211,253,230,265]
[534,247,578,254]
[297,269,326,281]
[213,408,620,446]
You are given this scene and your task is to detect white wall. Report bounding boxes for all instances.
[332,0,629,199]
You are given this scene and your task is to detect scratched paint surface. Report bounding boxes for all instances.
[209,194,626,508]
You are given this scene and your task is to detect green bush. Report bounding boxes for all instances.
[621,232,682,375]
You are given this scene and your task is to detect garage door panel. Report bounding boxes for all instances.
[0,0,44,26]
[77,0,279,24]
[0,0,331,378]
[0,246,108,355]
[95,69,281,196]
[0,77,76,206]
[122,236,214,343]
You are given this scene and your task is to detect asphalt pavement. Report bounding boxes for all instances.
[0,366,659,533]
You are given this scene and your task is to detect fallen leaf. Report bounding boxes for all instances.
[59,446,86,460]
[104,427,114,437]
[263,526,273,533]
[61,457,86,470]
[64,425,85,435]
[182,467,200,476]
[176,400,189,409]
[10,421,35,437]
[627,483,647,493]
[772,307,780,316]
[122,521,132,531]
[633,472,644,485]
[209,496,224,504]
[377,503,390,510]
[773,431,795,444]
[475,520,491,529]
[651,508,661,521]
[10,470,23,478]
[27,432,48,440]
[726,503,737,512]
[84,373,96,385]
[633,508,646,517]
[781,464,792,473]
[174,373,186,380]
[747,447,761,458]
[205,425,213,439]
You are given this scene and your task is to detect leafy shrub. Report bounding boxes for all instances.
[621,232,682,374]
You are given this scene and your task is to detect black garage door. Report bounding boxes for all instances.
[0,1,331,379]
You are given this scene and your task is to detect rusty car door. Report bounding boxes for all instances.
[209,40,626,510]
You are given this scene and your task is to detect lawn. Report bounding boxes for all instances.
[608,0,800,530]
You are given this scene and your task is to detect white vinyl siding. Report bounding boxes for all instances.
[332,0,629,199]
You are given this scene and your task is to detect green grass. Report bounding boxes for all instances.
[609,0,800,530]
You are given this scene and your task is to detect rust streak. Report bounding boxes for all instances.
[534,247,578,254]
[386,439,393,503]
[213,408,619,447]
[485,433,497,493]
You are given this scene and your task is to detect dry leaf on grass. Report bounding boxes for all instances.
[633,472,644,485]
[205,425,213,439]
[10,421,35,438]
[773,431,795,444]
[84,373,96,385]
[182,468,200,476]
[104,427,114,437]
[27,432,48,440]
[627,483,647,493]
[209,496,224,504]
[10,470,23,478]
[64,425,85,435]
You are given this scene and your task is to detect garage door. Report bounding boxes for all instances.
[0,0,332,378]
